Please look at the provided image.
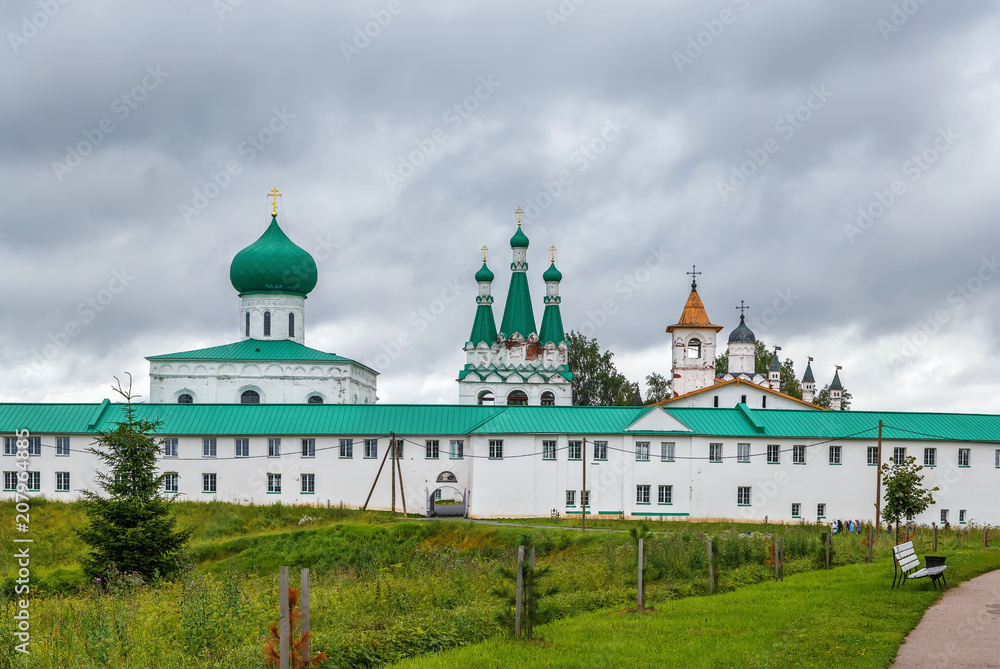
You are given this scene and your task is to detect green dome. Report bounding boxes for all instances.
[230,216,318,296]
[542,262,562,282]
[475,262,495,282]
[510,225,529,248]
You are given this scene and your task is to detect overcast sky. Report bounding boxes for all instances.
[2,1,999,413]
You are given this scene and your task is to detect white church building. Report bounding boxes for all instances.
[3,198,999,526]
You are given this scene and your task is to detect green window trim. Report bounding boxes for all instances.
[635,502,651,506]
[451,455,465,460]
[267,491,282,494]
[737,503,751,507]
[657,502,673,506]
[791,515,801,519]
[829,463,842,466]
[300,491,315,495]
[598,511,622,515]
[958,465,971,468]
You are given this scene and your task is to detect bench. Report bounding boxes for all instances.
[892,541,947,589]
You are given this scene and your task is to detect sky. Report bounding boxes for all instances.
[2,1,999,413]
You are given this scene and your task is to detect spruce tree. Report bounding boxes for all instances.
[78,375,192,581]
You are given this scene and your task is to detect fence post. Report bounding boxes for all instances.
[933,525,937,553]
[825,533,831,570]
[958,529,962,549]
[707,538,714,594]
[774,537,780,582]
[867,525,873,563]
[515,545,524,638]
[779,537,784,581]
[985,528,989,548]
[279,566,289,669]
[301,568,310,669]
[638,538,645,611]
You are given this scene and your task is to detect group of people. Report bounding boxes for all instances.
[830,519,868,534]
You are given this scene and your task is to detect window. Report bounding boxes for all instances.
[580,490,590,508]
[3,472,17,490]
[793,445,806,465]
[541,391,555,406]
[741,394,747,404]
[566,490,576,506]
[450,440,463,459]
[737,443,750,463]
[235,438,249,458]
[288,312,295,338]
[433,488,442,501]
[687,338,701,358]
[958,448,970,467]
[661,442,675,462]
[268,438,281,457]
[340,439,353,458]
[507,390,528,406]
[791,502,801,518]
[543,440,557,460]
[867,446,878,466]
[593,441,607,460]
[3,437,16,456]
[829,445,842,465]
[940,509,949,523]
[164,438,178,457]
[24,437,40,456]
[923,447,936,467]
[636,485,650,504]
[241,389,261,404]
[365,439,378,459]
[202,473,217,493]
[267,473,282,493]
[307,395,324,404]
[568,440,582,460]
[489,439,503,460]
[762,395,767,408]
[164,472,178,493]
[959,509,966,524]
[203,438,217,458]
[302,473,315,494]
[245,311,250,336]
[713,395,719,408]
[302,439,316,458]
[178,393,193,404]
[56,437,70,456]
[478,390,495,406]
[392,440,403,458]
[27,472,39,491]
[55,471,70,492]
[817,503,826,518]
[737,486,751,506]
[709,443,723,463]
[263,311,271,336]
[892,447,906,464]
[635,442,650,461]
[767,444,780,464]
[658,485,672,504]
[996,449,1000,467]
[425,440,439,459]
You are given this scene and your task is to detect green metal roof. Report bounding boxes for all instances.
[146,339,374,373]
[510,225,529,249]
[230,216,318,296]
[499,272,537,339]
[542,262,562,283]
[475,262,495,283]
[538,303,565,346]
[468,304,498,347]
[1,403,998,442]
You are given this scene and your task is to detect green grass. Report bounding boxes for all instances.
[394,549,1000,669]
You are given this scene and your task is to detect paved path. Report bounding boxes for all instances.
[894,568,1000,668]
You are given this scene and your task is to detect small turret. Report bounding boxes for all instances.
[498,209,537,341]
[768,345,782,391]
[538,246,565,346]
[468,246,497,346]
[801,356,816,403]
[727,301,756,375]
[830,366,844,411]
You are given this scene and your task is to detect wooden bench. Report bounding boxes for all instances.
[892,541,947,589]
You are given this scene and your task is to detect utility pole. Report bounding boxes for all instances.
[361,435,393,511]
[391,431,397,516]
[394,435,407,517]
[875,420,883,537]
[582,438,587,533]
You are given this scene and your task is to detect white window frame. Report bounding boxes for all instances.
[56,437,70,456]
[923,447,936,467]
[267,473,282,493]
[2,471,16,490]
[235,438,249,458]
[449,440,463,460]
[635,442,650,462]
[709,443,723,463]
[365,439,378,459]
[164,472,178,493]
[593,441,608,460]
[163,438,178,458]
[3,437,16,456]
[55,471,70,492]
[817,503,826,518]
[959,509,966,524]
[580,490,590,509]
[793,445,806,465]
[658,484,672,505]
[268,438,281,458]
[958,448,970,467]
[542,440,557,460]
[302,438,316,458]
[737,443,750,463]
[489,439,503,460]
[892,447,906,464]
[737,486,751,506]
[27,471,40,491]
[340,439,353,459]
[568,440,582,460]
[829,445,842,465]
[791,502,801,518]
[661,442,675,462]
[202,438,217,458]
[425,440,439,459]
[867,445,878,466]
[940,508,949,523]
[636,484,650,504]
[301,473,315,494]
[767,444,780,464]
[565,490,576,507]
[202,473,217,493]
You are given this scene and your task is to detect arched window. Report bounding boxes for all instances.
[241,390,260,404]
[687,338,702,359]
[507,390,528,406]
[245,312,250,337]
[263,311,271,336]
[177,393,193,404]
[288,313,295,338]
[307,394,324,404]
[478,390,495,406]
[540,391,555,406]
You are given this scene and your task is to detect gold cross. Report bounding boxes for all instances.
[482,245,488,263]
[268,187,282,216]
[550,245,556,263]
[515,207,523,226]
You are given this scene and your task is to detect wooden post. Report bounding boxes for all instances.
[361,436,393,511]
[985,527,989,548]
[707,538,714,594]
[279,566,289,669]
[875,420,883,537]
[774,537,780,581]
[390,433,397,516]
[933,525,937,553]
[825,533,831,570]
[779,537,784,581]
[528,547,536,636]
[958,528,962,549]
[515,546,524,637]
[638,537,645,611]
[301,568,310,669]
[581,438,587,533]
[394,437,407,517]
[867,525,873,563]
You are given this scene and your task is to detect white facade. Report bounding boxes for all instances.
[670,326,718,397]
[148,360,377,405]
[241,293,305,344]
[5,414,999,526]
[662,380,820,411]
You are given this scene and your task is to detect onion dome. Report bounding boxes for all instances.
[230,216,318,296]
[510,225,530,248]
[728,314,756,344]
[475,262,495,283]
[542,262,562,282]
